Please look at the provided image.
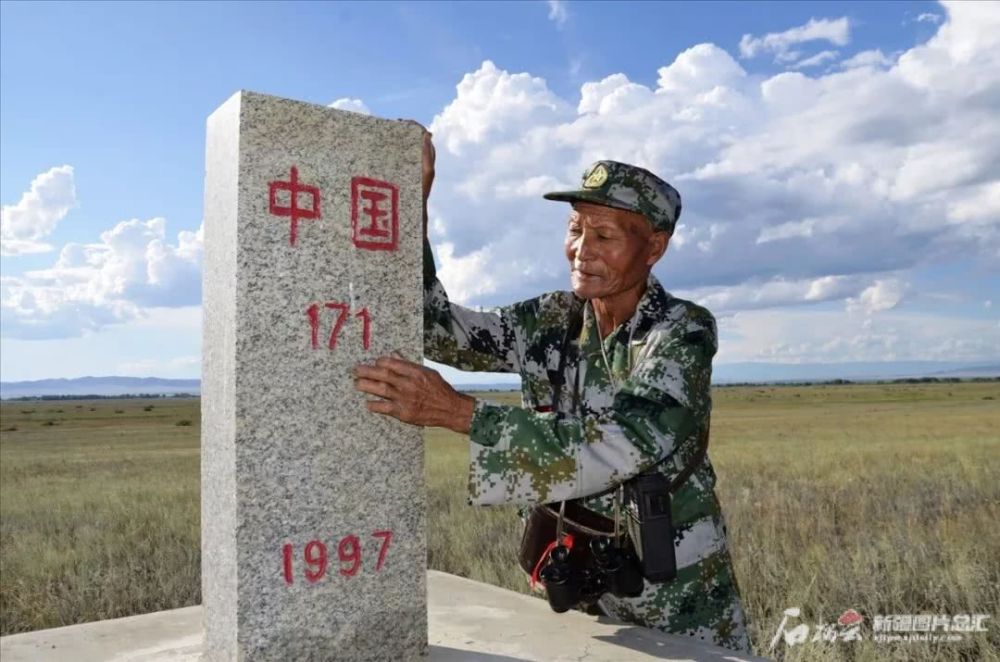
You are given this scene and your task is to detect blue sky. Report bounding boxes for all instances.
[2,0,998,382]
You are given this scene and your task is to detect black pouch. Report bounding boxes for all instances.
[623,424,711,583]
[624,472,677,582]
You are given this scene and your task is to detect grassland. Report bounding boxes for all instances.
[1,382,998,661]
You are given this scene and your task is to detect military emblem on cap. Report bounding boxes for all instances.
[583,164,608,189]
[543,160,682,234]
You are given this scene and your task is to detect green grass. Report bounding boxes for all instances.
[2,383,998,661]
[0,399,200,633]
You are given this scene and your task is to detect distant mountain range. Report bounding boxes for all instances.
[711,361,1000,384]
[2,362,998,399]
[0,376,200,399]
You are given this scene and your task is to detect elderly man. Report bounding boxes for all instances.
[354,132,752,654]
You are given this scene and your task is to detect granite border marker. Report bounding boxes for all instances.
[202,90,426,661]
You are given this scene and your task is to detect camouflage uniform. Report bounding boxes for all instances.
[422,161,752,654]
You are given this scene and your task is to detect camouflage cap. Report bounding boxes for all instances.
[543,160,682,233]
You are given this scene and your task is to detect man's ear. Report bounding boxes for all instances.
[646,231,671,266]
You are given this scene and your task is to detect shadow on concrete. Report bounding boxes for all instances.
[429,645,529,661]
[591,620,767,662]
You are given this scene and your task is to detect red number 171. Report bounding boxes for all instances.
[306,302,371,351]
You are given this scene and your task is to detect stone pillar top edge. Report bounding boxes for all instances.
[212,89,425,136]
[205,91,241,129]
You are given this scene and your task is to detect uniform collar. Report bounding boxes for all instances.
[579,273,672,350]
[632,273,672,339]
[610,273,671,346]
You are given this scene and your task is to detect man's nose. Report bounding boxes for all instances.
[576,230,599,261]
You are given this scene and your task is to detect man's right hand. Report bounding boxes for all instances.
[421,129,436,201]
[421,129,435,237]
[399,119,436,237]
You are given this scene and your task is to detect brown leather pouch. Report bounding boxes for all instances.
[518,501,616,575]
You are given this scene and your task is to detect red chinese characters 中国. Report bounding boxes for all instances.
[351,176,399,251]
[269,166,321,246]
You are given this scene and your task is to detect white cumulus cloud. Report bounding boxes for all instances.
[431,60,567,156]
[677,275,866,314]
[2,217,203,339]
[1,165,77,256]
[579,74,653,115]
[739,17,851,63]
[791,50,840,70]
[840,49,896,70]
[846,279,909,315]
[328,98,371,115]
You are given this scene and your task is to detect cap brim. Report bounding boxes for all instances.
[542,189,637,214]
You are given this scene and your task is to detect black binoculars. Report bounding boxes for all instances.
[538,536,644,613]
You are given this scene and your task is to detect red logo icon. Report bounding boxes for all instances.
[838,609,863,627]
[269,166,321,246]
[351,176,399,251]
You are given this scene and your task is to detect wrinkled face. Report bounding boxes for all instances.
[565,202,668,300]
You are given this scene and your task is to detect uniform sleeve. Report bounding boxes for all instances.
[467,312,716,506]
[423,237,525,373]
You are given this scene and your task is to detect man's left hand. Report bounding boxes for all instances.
[354,356,475,434]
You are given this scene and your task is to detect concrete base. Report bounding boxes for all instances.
[1,571,770,662]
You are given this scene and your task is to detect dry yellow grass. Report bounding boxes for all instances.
[0,400,199,633]
[2,382,998,660]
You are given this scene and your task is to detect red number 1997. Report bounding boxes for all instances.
[282,530,393,585]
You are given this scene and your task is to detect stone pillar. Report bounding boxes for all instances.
[201,90,426,661]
